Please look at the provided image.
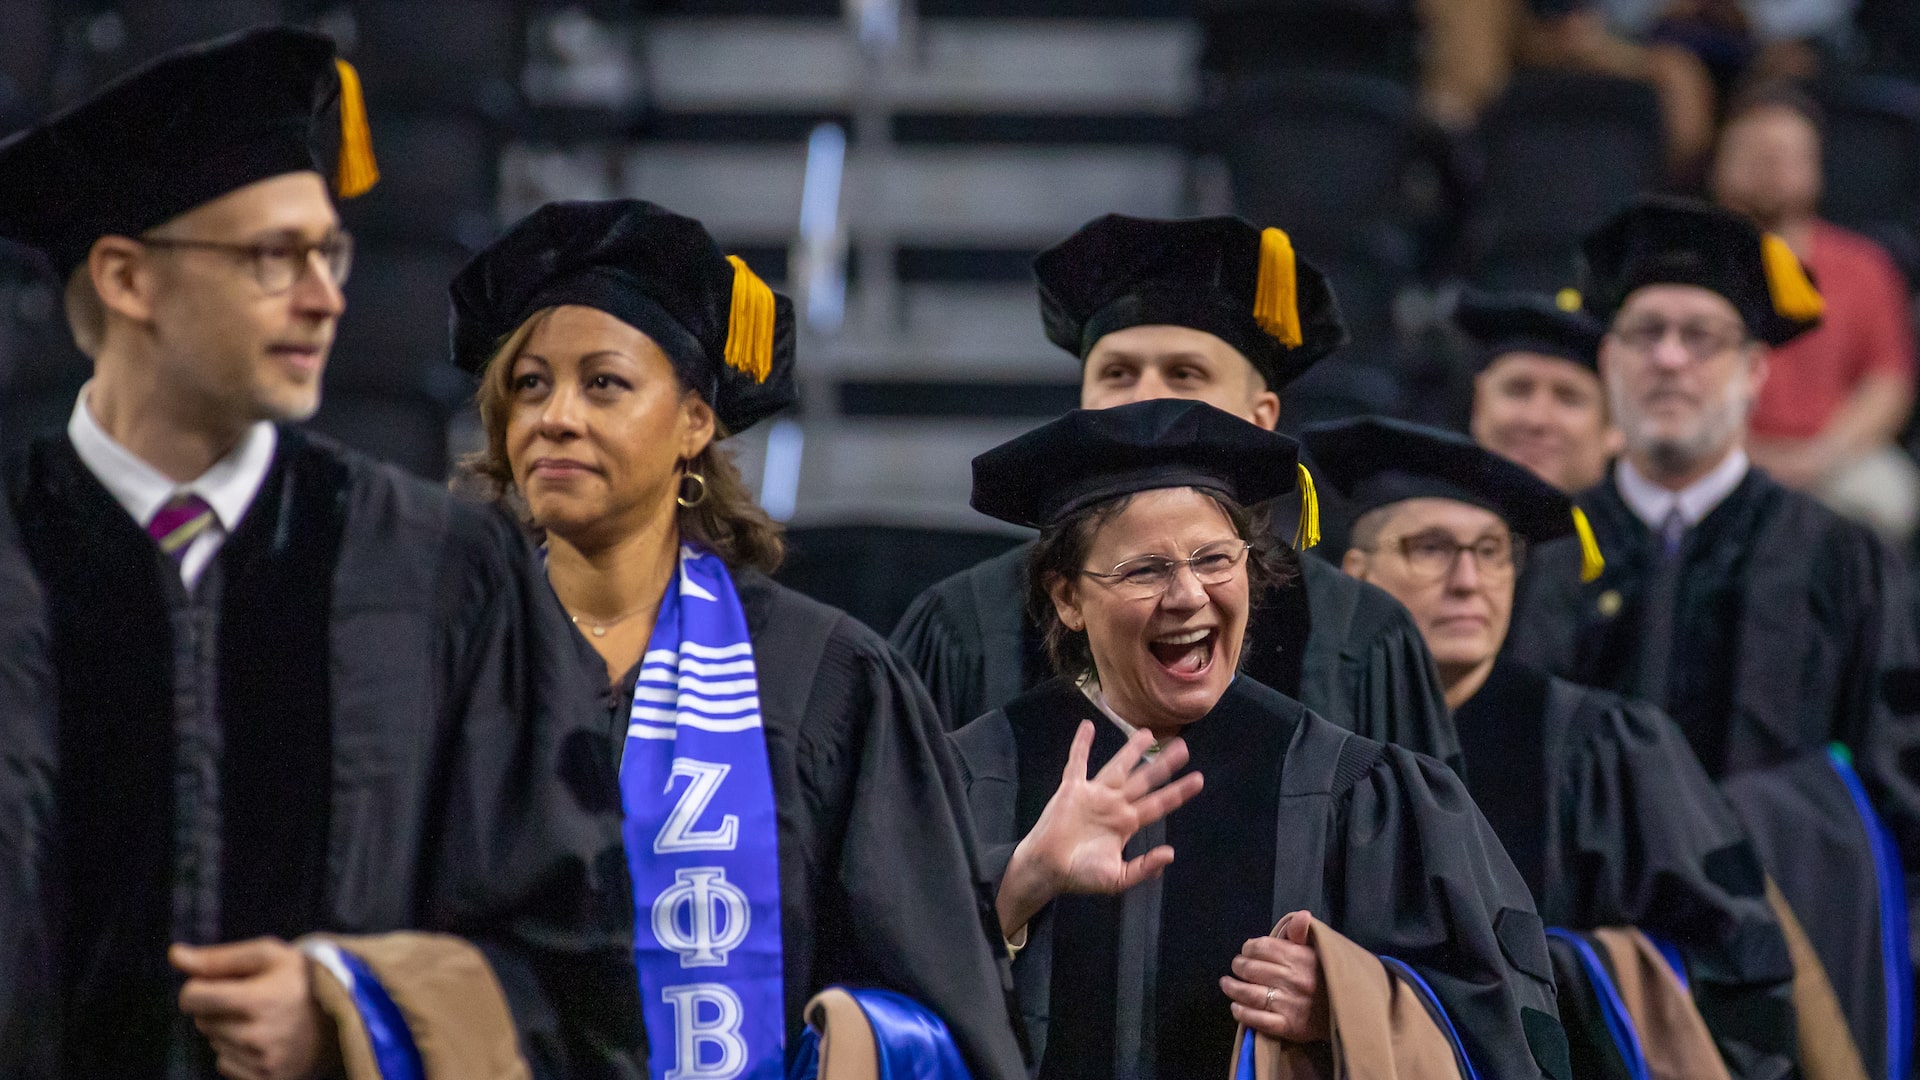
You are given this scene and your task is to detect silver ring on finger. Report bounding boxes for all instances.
[1262,988,1277,1010]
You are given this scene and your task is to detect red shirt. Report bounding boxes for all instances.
[1751,220,1917,440]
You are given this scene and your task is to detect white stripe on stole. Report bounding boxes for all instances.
[629,706,765,728]
[628,688,761,713]
[644,642,753,663]
[628,713,763,739]
[633,673,760,696]
[636,657,755,677]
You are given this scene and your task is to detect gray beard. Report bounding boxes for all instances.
[1613,379,1750,483]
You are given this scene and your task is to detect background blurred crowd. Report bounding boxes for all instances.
[2,0,1919,628]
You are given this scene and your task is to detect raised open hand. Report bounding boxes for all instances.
[996,720,1204,937]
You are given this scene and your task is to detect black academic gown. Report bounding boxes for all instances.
[1455,658,1795,1080]
[0,500,56,1080]
[1509,467,1920,1080]
[953,676,1569,1080]
[5,428,639,1079]
[892,542,1460,768]
[1509,467,1920,862]
[598,571,1028,1080]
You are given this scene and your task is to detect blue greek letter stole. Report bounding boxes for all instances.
[624,545,786,1080]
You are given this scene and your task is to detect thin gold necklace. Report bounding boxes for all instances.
[568,601,653,638]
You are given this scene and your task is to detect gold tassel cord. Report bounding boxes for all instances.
[1760,233,1824,321]
[1294,463,1320,551]
[723,255,775,384]
[1573,507,1605,583]
[332,58,379,198]
[1253,228,1304,348]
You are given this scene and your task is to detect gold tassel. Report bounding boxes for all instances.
[723,255,775,383]
[1294,463,1320,551]
[1760,233,1824,321]
[1555,287,1582,312]
[332,58,379,198]
[1253,227,1304,348]
[1573,507,1605,583]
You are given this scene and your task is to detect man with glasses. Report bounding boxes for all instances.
[1316,414,1796,1080]
[1507,197,1920,1079]
[894,214,1459,768]
[0,28,637,1078]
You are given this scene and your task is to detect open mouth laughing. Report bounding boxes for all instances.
[1147,626,1218,680]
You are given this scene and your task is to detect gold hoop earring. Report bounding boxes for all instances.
[677,471,709,508]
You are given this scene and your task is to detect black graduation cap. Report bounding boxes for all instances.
[1033,214,1348,390]
[1453,288,1605,374]
[1303,415,1604,582]
[0,25,377,278]
[971,398,1320,548]
[449,199,798,436]
[1581,196,1823,348]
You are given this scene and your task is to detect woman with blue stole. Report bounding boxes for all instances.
[953,399,1571,1080]
[449,200,1028,1080]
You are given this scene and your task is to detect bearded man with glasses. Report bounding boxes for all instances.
[1508,197,1920,1080]
[0,28,637,1079]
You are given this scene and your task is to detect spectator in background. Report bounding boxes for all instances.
[1569,0,1858,82]
[1712,80,1920,543]
[1519,0,1720,179]
[1195,0,1519,131]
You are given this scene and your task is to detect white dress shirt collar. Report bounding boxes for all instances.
[1615,447,1750,531]
[1074,673,1223,758]
[67,384,278,534]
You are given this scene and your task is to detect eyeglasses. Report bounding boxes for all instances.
[1378,531,1525,583]
[1078,540,1251,598]
[139,231,355,294]
[1609,317,1748,362]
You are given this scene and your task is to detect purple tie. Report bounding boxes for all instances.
[1660,507,1686,562]
[148,493,214,563]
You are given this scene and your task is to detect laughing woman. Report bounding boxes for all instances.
[450,200,1025,1080]
[954,399,1569,1080]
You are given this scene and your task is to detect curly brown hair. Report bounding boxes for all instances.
[460,306,786,574]
[1026,489,1298,681]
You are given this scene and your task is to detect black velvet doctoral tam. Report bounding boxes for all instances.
[1033,213,1348,390]
[1580,197,1822,348]
[970,398,1302,529]
[1305,415,1579,546]
[0,26,357,277]
[449,199,799,435]
[1453,289,1605,374]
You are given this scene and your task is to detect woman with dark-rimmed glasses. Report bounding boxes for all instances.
[953,397,1567,1080]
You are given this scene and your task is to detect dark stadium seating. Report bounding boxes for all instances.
[303,373,471,481]
[6,4,1920,493]
[114,1,292,62]
[1214,70,1425,356]
[335,113,498,251]
[1811,75,1920,286]
[1460,70,1664,293]
[1215,70,1421,265]
[774,524,1029,634]
[330,247,470,381]
[346,2,520,113]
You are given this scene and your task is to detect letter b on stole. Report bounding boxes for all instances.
[663,983,749,1080]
